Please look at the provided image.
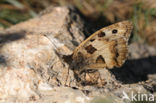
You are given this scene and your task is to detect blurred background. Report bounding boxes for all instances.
[0,0,156,46]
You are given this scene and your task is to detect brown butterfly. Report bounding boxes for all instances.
[72,21,133,70]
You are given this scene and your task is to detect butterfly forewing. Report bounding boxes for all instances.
[72,21,133,70]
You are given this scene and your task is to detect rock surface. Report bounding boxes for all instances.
[0,6,156,103]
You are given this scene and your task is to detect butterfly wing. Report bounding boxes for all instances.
[72,21,133,69]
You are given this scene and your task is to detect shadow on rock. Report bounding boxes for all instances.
[0,31,26,44]
[0,55,7,66]
[0,30,26,66]
[110,56,156,84]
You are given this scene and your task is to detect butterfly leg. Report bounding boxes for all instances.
[73,69,100,86]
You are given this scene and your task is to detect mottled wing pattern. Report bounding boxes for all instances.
[72,21,133,69]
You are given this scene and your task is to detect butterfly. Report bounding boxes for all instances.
[71,21,133,70]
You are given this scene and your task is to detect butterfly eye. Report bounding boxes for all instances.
[112,29,118,34]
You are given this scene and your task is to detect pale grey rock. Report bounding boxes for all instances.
[0,6,86,103]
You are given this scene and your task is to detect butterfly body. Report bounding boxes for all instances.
[72,21,133,70]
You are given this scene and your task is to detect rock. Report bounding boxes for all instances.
[35,87,92,103]
[0,5,156,103]
[0,6,85,103]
